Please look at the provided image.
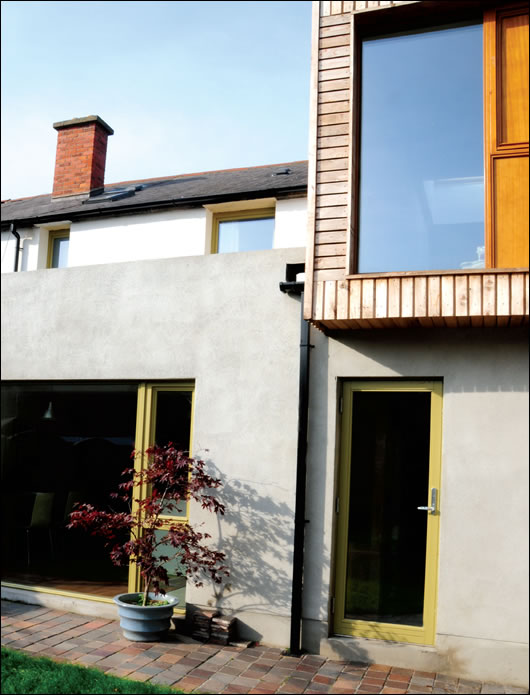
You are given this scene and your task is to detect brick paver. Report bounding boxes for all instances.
[1,600,527,694]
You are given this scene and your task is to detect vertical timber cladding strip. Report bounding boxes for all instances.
[511,273,526,316]
[482,274,497,317]
[469,275,483,316]
[316,8,352,292]
[441,275,455,317]
[314,281,325,321]
[324,280,338,319]
[427,275,441,318]
[337,279,350,319]
[414,276,427,318]
[304,1,322,322]
[349,278,362,319]
[401,277,414,318]
[375,278,388,318]
[497,274,511,316]
[455,275,469,318]
[388,277,401,318]
[361,278,375,319]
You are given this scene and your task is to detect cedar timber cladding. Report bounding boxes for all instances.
[312,269,529,329]
[304,0,530,330]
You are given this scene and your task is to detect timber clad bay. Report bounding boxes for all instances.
[305,0,530,328]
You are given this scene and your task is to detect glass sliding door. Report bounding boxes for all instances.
[334,381,442,645]
[1,383,138,598]
[1,381,194,607]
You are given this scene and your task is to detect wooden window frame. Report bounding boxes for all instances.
[46,229,70,269]
[348,2,528,276]
[211,207,276,254]
[484,3,529,268]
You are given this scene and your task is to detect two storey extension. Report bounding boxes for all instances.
[305,0,528,329]
[300,1,528,688]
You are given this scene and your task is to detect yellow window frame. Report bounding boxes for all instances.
[211,207,275,254]
[128,382,195,609]
[333,380,443,646]
[46,229,70,268]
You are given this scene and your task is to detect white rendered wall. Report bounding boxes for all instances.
[1,196,307,273]
[68,208,208,267]
[273,198,307,248]
[1,227,40,273]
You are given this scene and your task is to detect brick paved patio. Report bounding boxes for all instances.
[1,600,527,694]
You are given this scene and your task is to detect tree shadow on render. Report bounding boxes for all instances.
[199,461,370,665]
[197,460,295,641]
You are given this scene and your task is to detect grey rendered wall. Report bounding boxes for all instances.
[1,248,305,646]
[303,327,529,686]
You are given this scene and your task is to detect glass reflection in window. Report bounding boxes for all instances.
[217,217,275,253]
[358,23,484,273]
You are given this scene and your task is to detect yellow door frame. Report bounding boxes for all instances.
[333,380,443,645]
[128,382,195,614]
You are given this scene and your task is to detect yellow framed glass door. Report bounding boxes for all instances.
[334,380,442,645]
[129,382,195,611]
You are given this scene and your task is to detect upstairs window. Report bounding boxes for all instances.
[357,22,484,273]
[213,208,275,254]
[47,230,70,268]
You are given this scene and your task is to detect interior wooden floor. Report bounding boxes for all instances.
[2,571,128,599]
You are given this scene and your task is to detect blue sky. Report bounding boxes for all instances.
[1,1,312,200]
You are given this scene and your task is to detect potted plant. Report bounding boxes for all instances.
[68,443,228,641]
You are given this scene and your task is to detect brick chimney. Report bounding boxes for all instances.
[52,115,114,198]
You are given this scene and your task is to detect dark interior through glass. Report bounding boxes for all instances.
[148,390,194,605]
[1,383,138,598]
[345,390,431,626]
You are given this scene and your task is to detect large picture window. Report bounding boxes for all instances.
[1,381,193,607]
[357,22,484,273]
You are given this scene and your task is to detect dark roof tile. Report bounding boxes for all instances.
[1,161,308,226]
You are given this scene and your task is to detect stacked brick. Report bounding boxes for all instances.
[191,609,236,645]
[191,609,218,641]
[210,615,237,645]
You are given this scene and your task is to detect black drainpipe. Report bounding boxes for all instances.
[10,223,20,272]
[280,263,312,655]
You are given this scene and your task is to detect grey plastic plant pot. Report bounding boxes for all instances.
[113,592,179,642]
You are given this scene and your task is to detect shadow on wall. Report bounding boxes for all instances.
[329,326,529,394]
[196,460,296,642]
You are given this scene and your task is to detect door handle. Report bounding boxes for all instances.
[417,487,437,514]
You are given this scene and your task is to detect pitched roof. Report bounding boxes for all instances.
[1,161,308,227]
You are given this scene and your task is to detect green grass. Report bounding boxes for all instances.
[1,647,184,694]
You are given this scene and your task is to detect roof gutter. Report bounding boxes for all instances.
[10,223,20,272]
